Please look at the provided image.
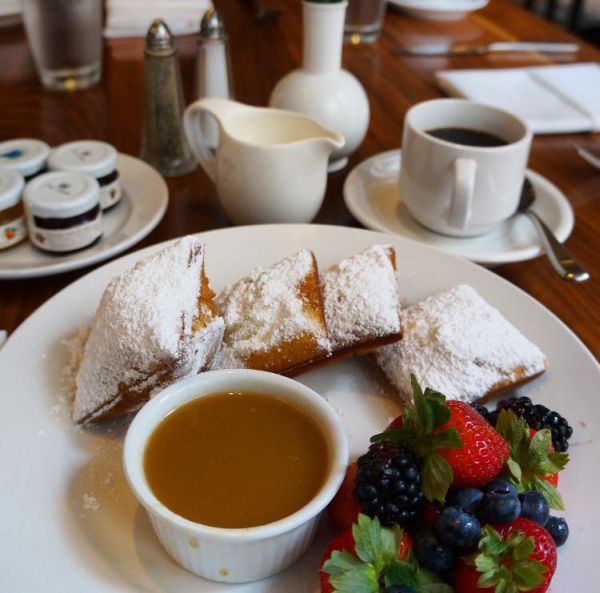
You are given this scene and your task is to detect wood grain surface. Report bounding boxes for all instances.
[0,0,598,359]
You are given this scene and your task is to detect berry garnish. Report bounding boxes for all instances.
[455,519,557,593]
[484,477,518,496]
[495,410,569,510]
[435,506,481,548]
[447,488,484,514]
[476,396,573,452]
[414,527,456,573]
[479,489,521,524]
[544,516,569,547]
[519,491,550,526]
[354,442,424,526]
[372,376,509,503]
[320,514,452,593]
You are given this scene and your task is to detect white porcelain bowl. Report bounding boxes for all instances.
[123,369,349,584]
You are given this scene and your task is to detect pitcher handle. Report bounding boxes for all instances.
[183,98,238,183]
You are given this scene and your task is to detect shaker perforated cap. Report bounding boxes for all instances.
[24,171,100,218]
[48,140,118,179]
[0,169,25,210]
[0,139,50,177]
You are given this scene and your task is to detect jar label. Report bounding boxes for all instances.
[0,216,27,249]
[30,215,102,252]
[100,178,122,210]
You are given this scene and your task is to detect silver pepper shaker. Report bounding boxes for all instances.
[140,18,197,177]
[195,9,234,148]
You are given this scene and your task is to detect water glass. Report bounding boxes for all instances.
[21,0,103,91]
[344,0,387,44]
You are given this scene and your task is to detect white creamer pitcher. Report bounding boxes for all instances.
[183,98,345,225]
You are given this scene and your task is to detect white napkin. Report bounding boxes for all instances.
[436,63,600,134]
[105,0,212,38]
[0,0,20,17]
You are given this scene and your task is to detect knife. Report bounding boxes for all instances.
[393,41,580,57]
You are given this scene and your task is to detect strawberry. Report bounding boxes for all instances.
[320,514,451,593]
[454,518,557,593]
[438,400,510,490]
[495,410,568,510]
[372,376,508,503]
[327,461,361,532]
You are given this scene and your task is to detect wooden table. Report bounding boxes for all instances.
[0,0,598,359]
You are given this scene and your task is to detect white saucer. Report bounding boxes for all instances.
[343,149,574,266]
[388,0,489,21]
[0,154,168,279]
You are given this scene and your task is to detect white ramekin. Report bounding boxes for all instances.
[123,369,349,583]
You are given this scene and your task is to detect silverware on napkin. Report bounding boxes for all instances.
[393,41,580,57]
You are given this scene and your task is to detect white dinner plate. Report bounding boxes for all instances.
[1,225,598,592]
[388,0,489,21]
[344,149,574,266]
[0,154,168,279]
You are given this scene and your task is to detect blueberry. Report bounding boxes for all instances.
[448,488,484,514]
[435,506,481,548]
[545,516,569,546]
[484,478,518,496]
[480,491,521,523]
[415,527,456,573]
[519,491,550,526]
[384,586,416,593]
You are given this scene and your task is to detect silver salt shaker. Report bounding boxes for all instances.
[140,18,197,177]
[195,9,234,148]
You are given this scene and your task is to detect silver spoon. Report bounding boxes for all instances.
[518,179,590,282]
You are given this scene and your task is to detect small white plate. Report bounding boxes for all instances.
[0,154,168,279]
[344,149,574,266]
[388,0,489,21]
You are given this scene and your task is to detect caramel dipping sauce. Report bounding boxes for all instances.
[143,391,329,529]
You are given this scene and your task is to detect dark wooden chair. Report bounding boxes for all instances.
[522,0,585,31]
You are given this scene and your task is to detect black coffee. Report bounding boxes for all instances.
[426,127,508,147]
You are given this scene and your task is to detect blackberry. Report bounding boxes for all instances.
[354,441,424,526]
[470,403,492,424]
[493,396,573,452]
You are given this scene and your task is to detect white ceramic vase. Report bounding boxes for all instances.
[269,0,370,172]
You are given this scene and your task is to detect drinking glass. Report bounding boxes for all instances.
[21,0,103,91]
[344,0,387,44]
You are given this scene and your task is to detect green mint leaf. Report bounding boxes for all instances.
[496,410,528,456]
[352,514,400,576]
[429,428,462,451]
[531,477,565,510]
[353,514,382,566]
[546,451,569,471]
[329,565,380,593]
[322,550,366,577]
[421,453,453,503]
[383,559,420,590]
[529,429,553,466]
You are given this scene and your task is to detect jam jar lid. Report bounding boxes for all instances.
[48,140,118,179]
[24,171,100,219]
[0,169,25,210]
[0,139,50,177]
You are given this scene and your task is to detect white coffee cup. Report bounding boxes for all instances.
[399,99,532,237]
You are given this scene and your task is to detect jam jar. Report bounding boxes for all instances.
[0,169,27,251]
[48,140,122,210]
[0,139,50,180]
[24,171,102,253]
